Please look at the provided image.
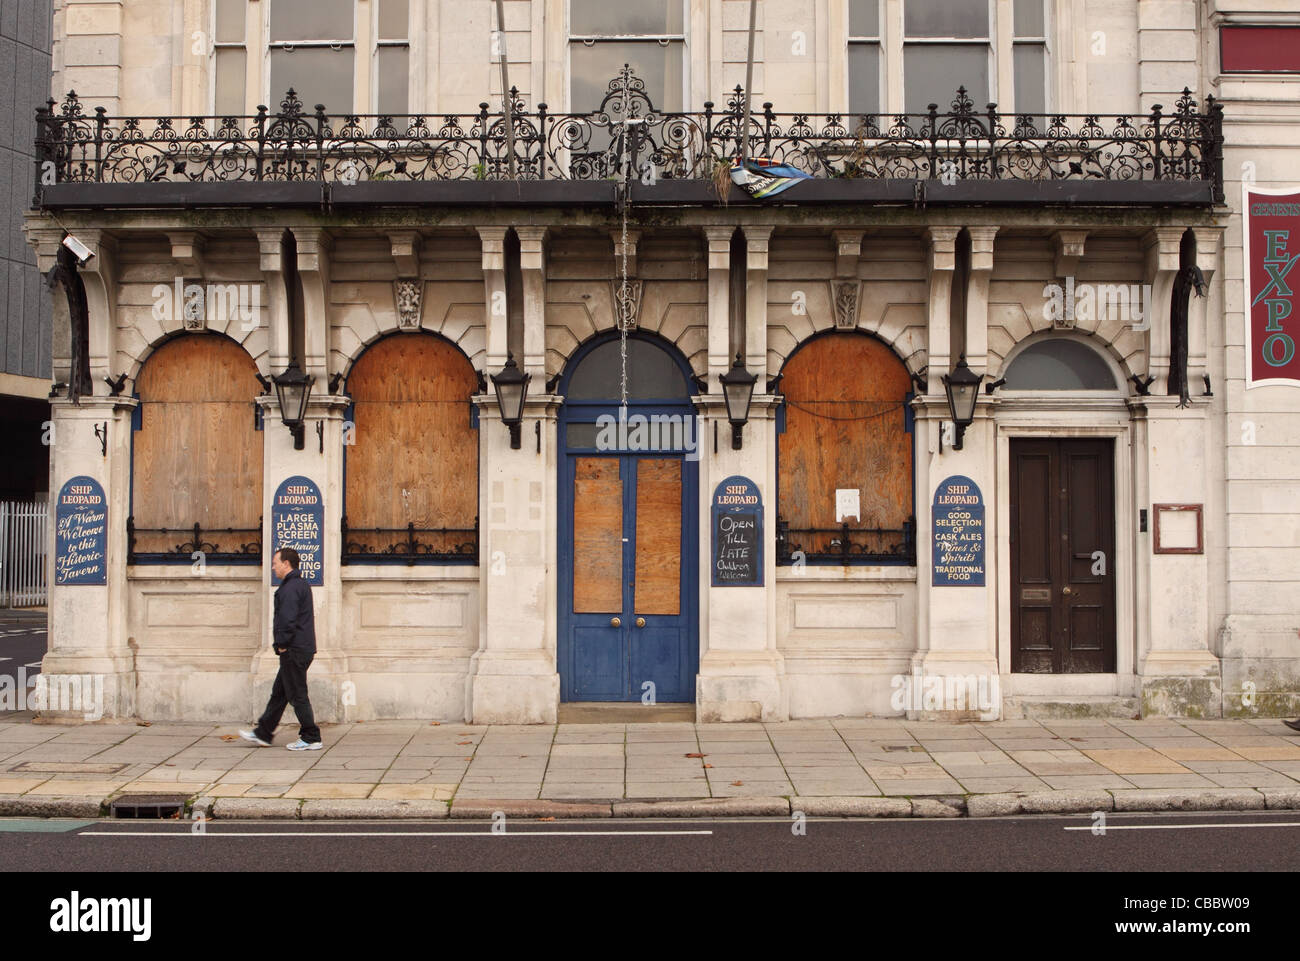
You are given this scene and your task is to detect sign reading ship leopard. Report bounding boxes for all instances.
[932,475,985,586]
[55,475,107,586]
[271,475,323,585]
[712,475,762,587]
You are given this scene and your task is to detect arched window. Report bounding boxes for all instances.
[130,334,263,563]
[343,333,478,563]
[1003,339,1118,390]
[777,332,915,564]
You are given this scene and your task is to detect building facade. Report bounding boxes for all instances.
[1,0,53,503]
[23,0,1300,723]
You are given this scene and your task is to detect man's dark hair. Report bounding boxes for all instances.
[275,547,301,570]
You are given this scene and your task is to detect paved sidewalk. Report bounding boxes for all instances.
[1,715,1299,818]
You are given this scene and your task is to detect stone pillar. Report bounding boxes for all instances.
[912,226,998,719]
[704,226,733,382]
[478,227,509,370]
[1143,227,1184,395]
[696,223,787,721]
[34,225,135,718]
[470,394,562,724]
[742,225,773,372]
[43,395,137,720]
[469,227,559,724]
[1138,396,1219,716]
[517,226,548,379]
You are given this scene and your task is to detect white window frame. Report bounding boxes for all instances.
[262,0,359,115]
[846,0,884,115]
[209,0,250,117]
[372,0,412,117]
[566,0,691,113]
[851,0,1053,117]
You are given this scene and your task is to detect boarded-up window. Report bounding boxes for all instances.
[132,334,263,560]
[778,333,914,562]
[344,333,478,560]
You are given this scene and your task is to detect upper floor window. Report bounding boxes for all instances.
[569,0,686,112]
[211,0,411,118]
[847,0,881,116]
[847,0,1050,116]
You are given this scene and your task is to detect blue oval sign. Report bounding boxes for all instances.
[932,474,985,586]
[55,475,108,585]
[271,475,324,585]
[711,475,763,587]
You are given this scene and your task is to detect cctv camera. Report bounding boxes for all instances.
[61,234,94,266]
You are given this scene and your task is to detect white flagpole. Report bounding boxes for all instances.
[740,0,757,167]
[494,0,517,179]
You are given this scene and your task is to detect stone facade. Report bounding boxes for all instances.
[22,0,1300,722]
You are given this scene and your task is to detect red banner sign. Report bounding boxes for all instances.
[1244,186,1300,387]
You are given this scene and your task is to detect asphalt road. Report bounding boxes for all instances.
[0,620,45,702]
[0,810,1296,872]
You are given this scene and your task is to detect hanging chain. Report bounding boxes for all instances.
[618,68,632,415]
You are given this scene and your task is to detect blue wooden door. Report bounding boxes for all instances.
[560,450,697,702]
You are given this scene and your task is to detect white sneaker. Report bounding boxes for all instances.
[238,729,271,747]
[287,738,323,751]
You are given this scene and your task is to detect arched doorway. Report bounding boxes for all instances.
[557,333,700,702]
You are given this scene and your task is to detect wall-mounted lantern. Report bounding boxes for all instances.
[273,361,314,450]
[720,352,757,450]
[491,352,530,449]
[941,353,983,451]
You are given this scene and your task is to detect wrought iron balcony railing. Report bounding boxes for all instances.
[33,66,1223,207]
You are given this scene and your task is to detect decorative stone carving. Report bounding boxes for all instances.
[395,280,423,331]
[614,279,643,331]
[832,280,859,329]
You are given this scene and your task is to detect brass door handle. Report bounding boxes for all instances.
[636,617,646,628]
[1062,586,1073,596]
[610,616,621,627]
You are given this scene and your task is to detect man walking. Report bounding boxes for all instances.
[240,548,322,750]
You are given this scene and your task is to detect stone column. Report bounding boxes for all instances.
[517,226,548,379]
[478,227,509,370]
[696,225,787,721]
[742,225,773,371]
[469,227,559,724]
[704,226,734,383]
[32,227,135,718]
[1143,227,1184,395]
[912,226,998,719]
[1137,396,1219,716]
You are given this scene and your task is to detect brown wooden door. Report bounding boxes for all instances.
[1010,439,1116,673]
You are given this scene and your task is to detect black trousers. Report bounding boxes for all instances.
[253,648,321,743]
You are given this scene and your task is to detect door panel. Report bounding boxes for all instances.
[573,457,623,613]
[562,448,696,702]
[1011,439,1116,673]
[634,458,681,616]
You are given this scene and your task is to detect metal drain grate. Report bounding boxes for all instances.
[109,794,188,819]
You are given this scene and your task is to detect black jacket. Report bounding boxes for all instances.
[272,569,316,654]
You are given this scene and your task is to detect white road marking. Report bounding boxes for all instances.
[23,663,42,668]
[1065,821,1300,831]
[82,829,714,838]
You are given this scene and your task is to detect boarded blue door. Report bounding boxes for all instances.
[557,334,699,702]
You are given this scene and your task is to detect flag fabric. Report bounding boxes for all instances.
[729,158,812,199]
